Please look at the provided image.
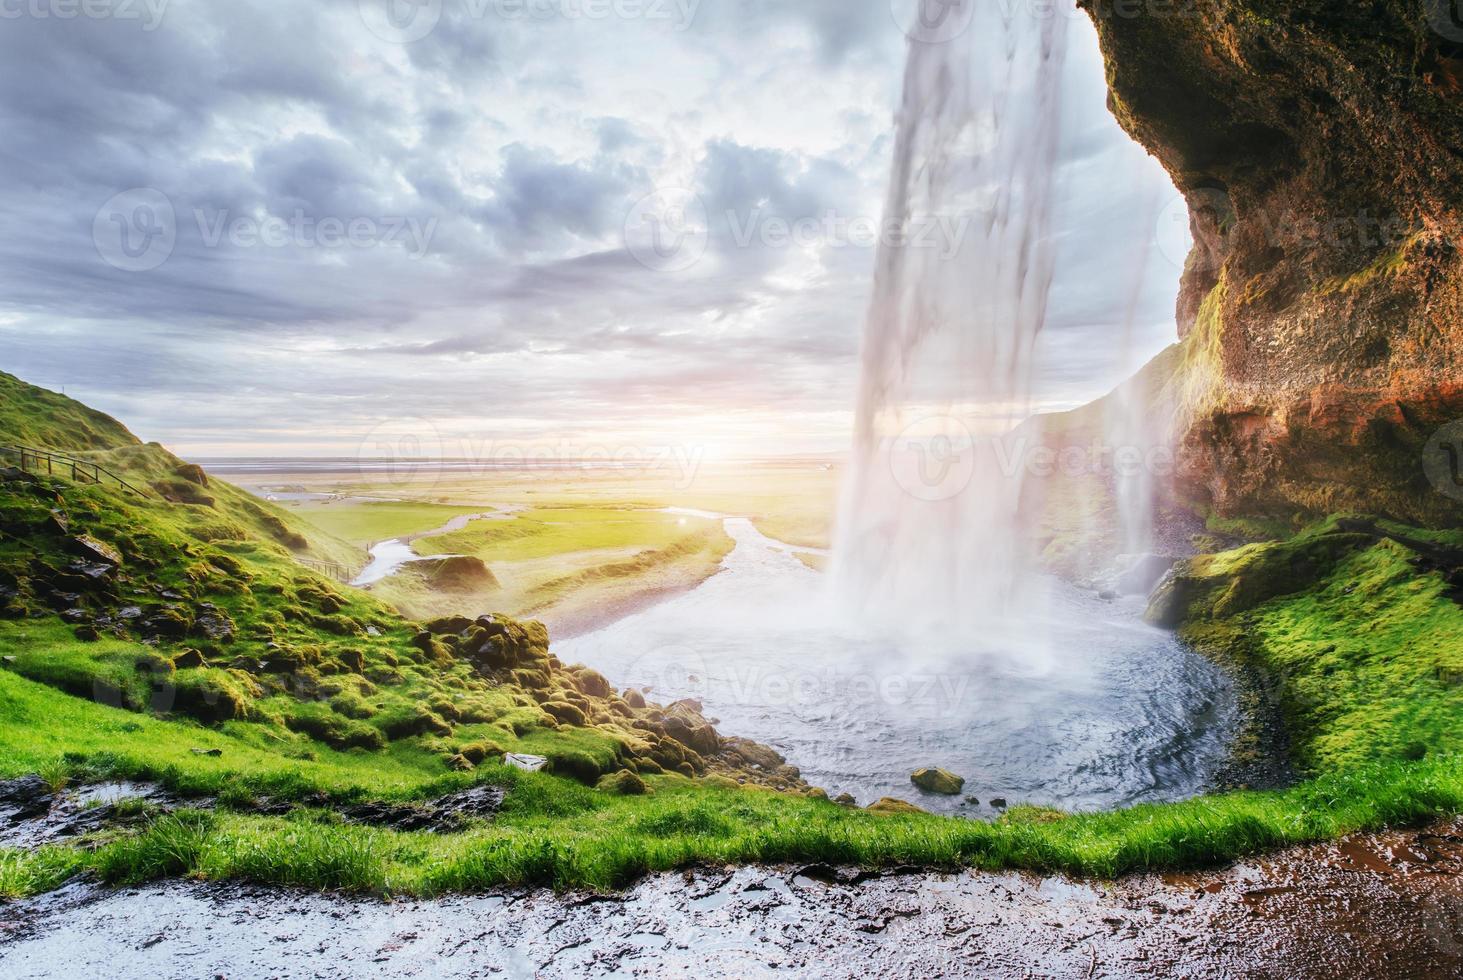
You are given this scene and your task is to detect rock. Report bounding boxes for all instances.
[1115,554,1177,597]
[833,793,857,807]
[866,797,926,815]
[720,737,785,771]
[172,648,209,669]
[1,655,16,666]
[1085,2,1463,528]
[596,770,650,795]
[425,615,474,636]
[662,714,720,757]
[1098,590,1118,601]
[365,625,381,637]
[194,611,236,643]
[340,785,504,833]
[0,774,53,821]
[570,667,612,699]
[661,700,721,757]
[911,767,965,795]
[67,535,121,567]
[622,688,647,709]
[963,796,980,806]
[504,753,548,773]
[189,747,223,757]
[138,606,192,640]
[990,797,1008,809]
[541,701,587,727]
[174,463,209,487]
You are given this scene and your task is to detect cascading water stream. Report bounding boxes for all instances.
[832,3,1073,637]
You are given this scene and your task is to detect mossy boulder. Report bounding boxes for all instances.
[596,769,650,795]
[910,767,965,795]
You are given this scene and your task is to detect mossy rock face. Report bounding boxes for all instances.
[1084,1,1463,528]
[547,749,608,785]
[910,767,965,795]
[866,797,926,815]
[541,701,587,727]
[596,769,650,795]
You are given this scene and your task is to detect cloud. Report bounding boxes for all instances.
[0,2,1179,456]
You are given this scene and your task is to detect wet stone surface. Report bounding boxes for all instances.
[1,820,1460,978]
[0,778,177,850]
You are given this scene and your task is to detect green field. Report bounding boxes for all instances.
[289,500,492,547]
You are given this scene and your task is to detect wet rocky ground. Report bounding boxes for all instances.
[2,819,1459,978]
[0,776,506,846]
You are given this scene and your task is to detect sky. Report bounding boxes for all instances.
[0,0,1184,460]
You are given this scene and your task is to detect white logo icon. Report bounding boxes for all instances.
[93,188,176,273]
[624,188,709,273]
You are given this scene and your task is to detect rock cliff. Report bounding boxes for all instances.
[1084,0,1463,527]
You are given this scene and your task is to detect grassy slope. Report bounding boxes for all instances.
[1152,516,1463,772]
[0,373,137,452]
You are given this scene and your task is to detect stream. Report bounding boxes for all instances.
[352,510,514,587]
[558,516,1239,814]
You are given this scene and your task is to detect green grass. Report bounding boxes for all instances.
[415,506,716,562]
[0,661,1459,898]
[1157,516,1463,771]
[290,500,490,547]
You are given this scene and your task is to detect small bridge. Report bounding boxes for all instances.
[1,444,151,497]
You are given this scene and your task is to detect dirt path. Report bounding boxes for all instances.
[2,820,1459,978]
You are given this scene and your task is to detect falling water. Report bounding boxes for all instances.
[833,4,1071,634]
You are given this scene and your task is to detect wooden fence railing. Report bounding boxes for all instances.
[1,444,151,497]
[295,557,362,584]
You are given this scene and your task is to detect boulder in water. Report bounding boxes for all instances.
[1115,553,1178,597]
[911,767,965,795]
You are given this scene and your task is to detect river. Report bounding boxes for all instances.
[557,516,1238,815]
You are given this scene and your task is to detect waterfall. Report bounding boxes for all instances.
[832,3,1072,636]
